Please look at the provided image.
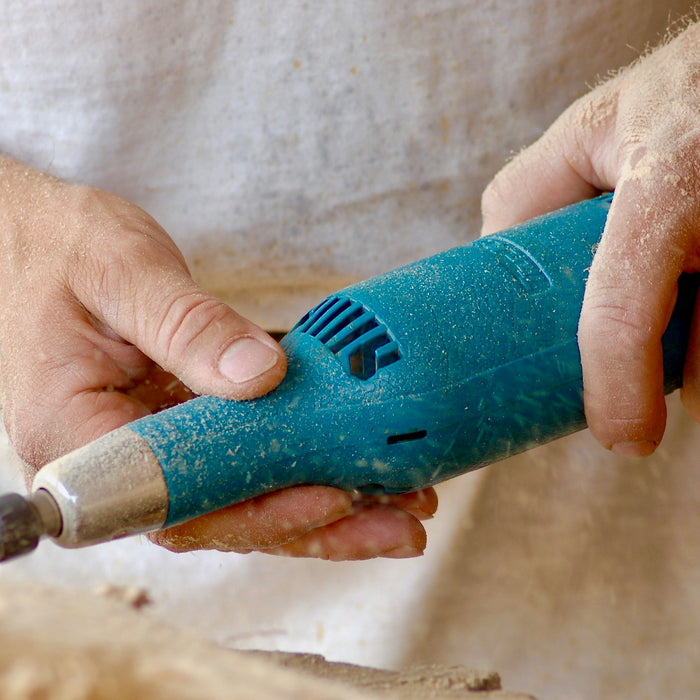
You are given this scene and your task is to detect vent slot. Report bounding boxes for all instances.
[387,430,427,445]
[293,296,401,379]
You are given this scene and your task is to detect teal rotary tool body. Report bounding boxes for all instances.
[1,194,697,559]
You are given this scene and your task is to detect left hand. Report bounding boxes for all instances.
[481,21,700,458]
[0,158,436,560]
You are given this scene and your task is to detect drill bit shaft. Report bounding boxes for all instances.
[0,490,62,561]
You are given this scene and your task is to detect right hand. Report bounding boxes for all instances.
[0,157,436,559]
[481,20,700,458]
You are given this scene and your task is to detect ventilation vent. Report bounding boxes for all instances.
[294,296,401,379]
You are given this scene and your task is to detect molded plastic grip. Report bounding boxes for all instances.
[129,194,699,527]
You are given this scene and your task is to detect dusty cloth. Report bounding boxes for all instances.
[0,2,699,700]
[0,1,689,329]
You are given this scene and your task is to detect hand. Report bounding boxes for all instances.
[480,21,700,458]
[0,157,436,558]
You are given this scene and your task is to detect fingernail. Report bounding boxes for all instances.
[382,545,423,559]
[611,440,656,458]
[218,337,279,383]
[407,508,434,522]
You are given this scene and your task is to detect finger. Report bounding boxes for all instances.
[4,294,199,468]
[85,315,196,410]
[481,87,616,235]
[3,315,152,469]
[680,297,700,422]
[265,504,426,561]
[148,486,354,553]
[124,365,195,413]
[578,174,694,456]
[101,274,286,401]
[351,487,438,521]
[11,386,152,473]
[68,196,286,401]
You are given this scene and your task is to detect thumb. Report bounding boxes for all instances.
[73,234,287,401]
[480,86,618,235]
[137,284,287,401]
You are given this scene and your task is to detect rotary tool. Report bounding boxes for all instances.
[0,193,697,561]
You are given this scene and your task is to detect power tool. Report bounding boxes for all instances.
[1,193,697,561]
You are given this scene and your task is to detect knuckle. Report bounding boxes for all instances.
[65,185,160,237]
[480,170,516,231]
[480,176,504,218]
[579,292,655,357]
[155,293,236,368]
[568,84,618,138]
[578,290,667,447]
[64,185,185,291]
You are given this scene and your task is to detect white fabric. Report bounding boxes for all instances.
[0,2,698,699]
[0,1,688,329]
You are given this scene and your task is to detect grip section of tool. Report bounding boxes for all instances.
[129,193,699,529]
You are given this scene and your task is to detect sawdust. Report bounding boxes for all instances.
[0,580,536,700]
[255,652,526,697]
[93,583,152,609]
